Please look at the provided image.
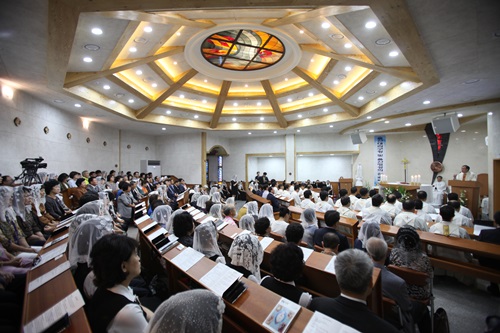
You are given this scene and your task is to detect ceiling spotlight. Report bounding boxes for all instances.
[389,51,399,57]
[176,32,181,36]
[194,115,199,119]
[333,80,339,84]
[423,100,430,105]
[173,61,178,65]
[345,66,352,71]
[457,113,463,117]
[329,125,333,128]
[128,99,134,103]
[308,92,314,97]
[273,131,277,134]
[323,108,328,112]
[248,132,252,135]
[461,130,466,133]
[310,59,315,63]
[365,21,377,29]
[488,112,493,115]
[136,70,143,75]
[103,85,110,90]
[344,43,352,49]
[299,30,304,34]
[202,99,207,104]
[152,83,158,88]
[321,22,330,29]
[84,44,100,51]
[462,79,480,84]
[297,129,301,132]
[379,81,387,87]
[244,84,248,87]
[369,129,374,133]
[287,98,292,102]
[367,116,372,119]
[232,102,238,107]
[284,77,288,81]
[74,103,81,108]
[162,127,166,130]
[180,94,185,98]
[405,123,411,127]
[375,38,391,45]
[83,57,93,63]
[232,117,237,121]
[166,110,171,114]
[260,117,265,121]
[204,79,208,83]
[257,102,262,106]
[109,100,116,105]
[129,47,137,53]
[91,28,103,35]
[384,120,390,124]
[298,114,302,118]
[144,26,153,33]
[358,96,364,100]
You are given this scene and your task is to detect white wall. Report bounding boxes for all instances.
[297,155,352,181]
[247,156,286,181]
[120,131,157,173]
[295,133,359,152]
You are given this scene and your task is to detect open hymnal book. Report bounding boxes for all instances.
[263,298,301,333]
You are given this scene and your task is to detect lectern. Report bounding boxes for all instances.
[339,178,353,192]
[448,180,480,219]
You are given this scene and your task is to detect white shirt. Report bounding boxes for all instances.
[380,202,401,219]
[68,179,77,188]
[421,201,435,215]
[456,171,477,181]
[291,191,302,206]
[315,201,334,213]
[459,206,473,220]
[334,198,342,208]
[362,206,392,225]
[300,198,316,210]
[416,209,433,223]
[337,206,357,220]
[394,211,428,231]
[433,180,447,192]
[353,198,368,211]
[271,220,288,236]
[281,190,291,198]
[349,195,358,209]
[364,197,373,209]
[435,211,472,227]
[107,284,148,333]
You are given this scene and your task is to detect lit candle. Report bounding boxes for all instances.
[411,175,414,183]
[418,174,421,183]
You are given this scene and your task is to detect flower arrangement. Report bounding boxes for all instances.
[382,186,411,202]
[459,190,468,207]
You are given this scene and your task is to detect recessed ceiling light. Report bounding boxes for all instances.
[488,112,493,115]
[273,131,277,134]
[53,99,64,103]
[384,120,390,124]
[129,47,137,53]
[365,21,377,29]
[379,81,387,87]
[337,74,347,79]
[83,57,93,63]
[329,125,333,128]
[299,30,304,34]
[358,96,364,100]
[257,102,262,106]
[329,33,344,39]
[297,129,301,132]
[474,131,478,134]
[462,79,480,84]
[344,43,352,49]
[248,132,252,135]
[423,100,430,104]
[321,22,330,29]
[194,115,199,119]
[162,127,166,130]
[457,113,463,117]
[84,44,100,51]
[299,154,303,156]
[389,51,399,57]
[345,66,352,71]
[244,84,248,88]
[233,102,238,106]
[405,123,411,126]
[298,114,302,118]
[109,100,115,105]
[134,37,148,44]
[73,103,81,108]
[333,80,339,85]
[232,117,237,121]
[401,82,412,89]
[310,59,314,63]
[180,94,185,98]
[128,99,134,103]
[375,38,391,45]
[202,99,207,104]
[284,77,288,81]
[115,93,124,98]
[176,32,181,36]
[366,90,376,95]
[369,129,374,133]
[166,110,171,114]
[173,61,178,65]
[323,108,328,112]
[204,79,208,83]
[367,116,372,119]
[152,83,158,88]
[287,98,292,102]
[91,28,103,35]
[103,85,110,90]
[308,92,314,97]
[144,26,153,33]
[136,70,143,75]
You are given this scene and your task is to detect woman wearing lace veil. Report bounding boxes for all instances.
[300,208,318,248]
[209,203,223,221]
[193,222,225,264]
[151,205,172,229]
[146,289,224,333]
[239,215,255,234]
[227,233,263,283]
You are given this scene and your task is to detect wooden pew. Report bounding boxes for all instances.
[245,190,270,209]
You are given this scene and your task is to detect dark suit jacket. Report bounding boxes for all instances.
[266,193,280,212]
[312,227,350,252]
[478,228,500,268]
[309,296,399,333]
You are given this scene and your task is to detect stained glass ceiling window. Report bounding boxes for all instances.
[201,29,285,71]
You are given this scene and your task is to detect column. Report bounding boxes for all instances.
[487,112,500,216]
[285,134,295,183]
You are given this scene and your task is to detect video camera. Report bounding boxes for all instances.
[20,157,47,173]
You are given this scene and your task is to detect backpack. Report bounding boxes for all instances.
[434,307,450,333]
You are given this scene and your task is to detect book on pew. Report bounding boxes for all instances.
[303,310,360,333]
[199,263,246,303]
[215,219,228,231]
[135,214,150,225]
[263,297,301,333]
[141,222,158,233]
[134,209,145,219]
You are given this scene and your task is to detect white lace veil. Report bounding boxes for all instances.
[239,215,255,233]
[209,204,223,220]
[228,233,263,281]
[246,201,258,216]
[258,203,275,222]
[196,195,210,209]
[193,222,222,259]
[300,208,318,227]
[152,205,173,229]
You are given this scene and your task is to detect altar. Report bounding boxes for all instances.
[379,182,433,200]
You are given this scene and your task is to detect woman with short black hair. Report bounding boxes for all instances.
[173,212,195,247]
[88,234,152,333]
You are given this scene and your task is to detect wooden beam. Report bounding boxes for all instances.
[148,62,174,85]
[210,81,232,128]
[136,68,198,119]
[93,10,214,28]
[106,75,151,103]
[146,25,182,57]
[317,59,338,83]
[339,98,500,135]
[263,6,368,27]
[64,46,184,88]
[261,80,288,128]
[340,71,379,101]
[301,44,420,82]
[292,67,359,117]
[101,21,141,70]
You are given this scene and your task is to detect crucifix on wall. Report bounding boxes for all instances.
[401,157,409,183]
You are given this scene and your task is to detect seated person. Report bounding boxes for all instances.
[361,194,392,226]
[313,210,349,252]
[434,200,472,228]
[285,223,304,245]
[300,190,316,209]
[366,238,431,333]
[227,233,263,283]
[146,289,225,333]
[448,192,473,219]
[381,194,401,220]
[315,191,334,213]
[334,189,348,208]
[173,212,195,247]
[260,243,312,307]
[309,249,399,333]
[222,204,237,226]
[271,207,289,237]
[321,233,340,256]
[300,208,318,248]
[239,215,255,234]
[209,203,223,220]
[193,222,225,264]
[255,217,271,237]
[355,219,384,251]
[88,234,153,332]
[477,211,500,296]
[394,200,428,231]
[353,187,369,211]
[337,196,357,220]
[417,191,435,215]
[415,199,433,223]
[13,186,46,246]
[151,205,172,230]
[363,189,378,209]
[43,180,72,220]
[72,178,88,209]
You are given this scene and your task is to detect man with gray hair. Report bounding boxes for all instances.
[309,249,399,332]
[366,238,431,333]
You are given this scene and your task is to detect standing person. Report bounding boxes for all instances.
[454,165,477,181]
[432,175,447,205]
[117,183,135,232]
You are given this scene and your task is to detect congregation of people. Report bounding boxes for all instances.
[0,167,499,333]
